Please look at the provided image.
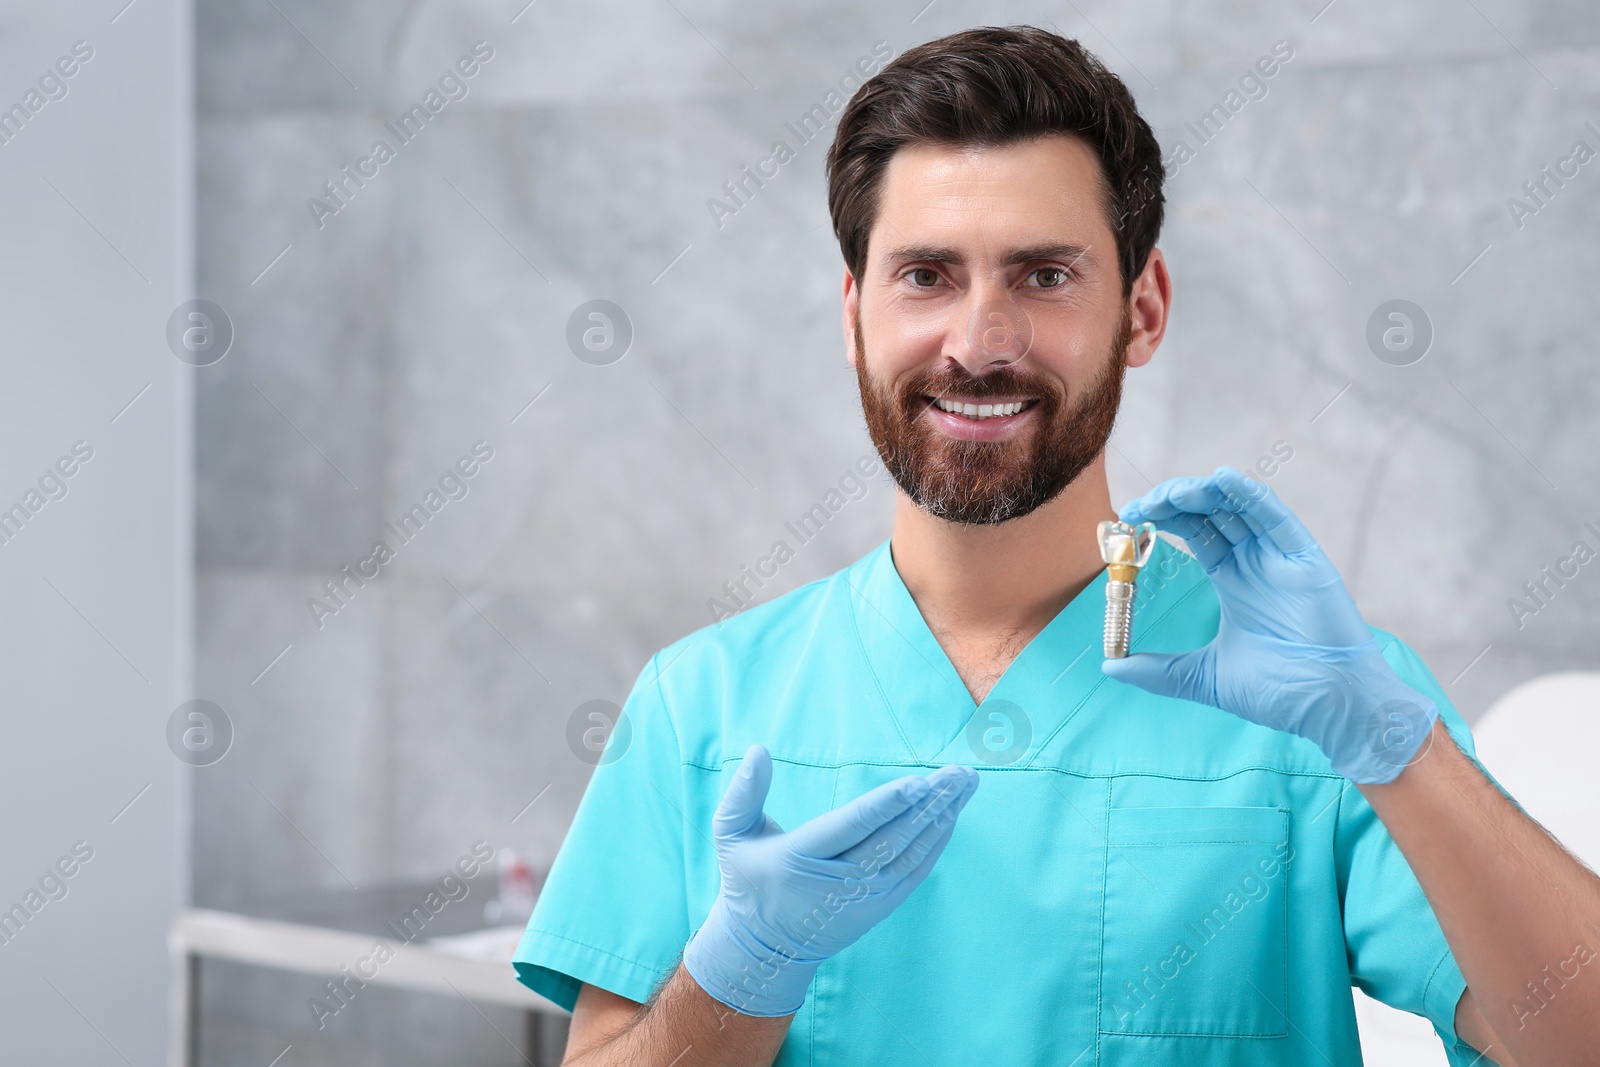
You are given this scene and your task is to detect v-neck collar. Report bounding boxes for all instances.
[844,535,1121,765]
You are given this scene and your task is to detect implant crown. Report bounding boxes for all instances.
[1098,520,1157,581]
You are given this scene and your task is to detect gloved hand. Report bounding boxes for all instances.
[682,743,979,1017]
[1099,466,1438,785]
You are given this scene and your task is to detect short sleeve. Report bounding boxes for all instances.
[512,652,691,1011]
[1337,632,1512,1067]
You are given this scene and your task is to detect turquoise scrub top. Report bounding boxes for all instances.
[513,535,1504,1067]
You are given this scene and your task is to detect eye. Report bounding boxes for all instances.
[1028,266,1072,289]
[905,267,941,288]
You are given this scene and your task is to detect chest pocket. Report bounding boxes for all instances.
[1098,805,1292,1038]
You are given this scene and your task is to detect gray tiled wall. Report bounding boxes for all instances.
[193,0,1600,1061]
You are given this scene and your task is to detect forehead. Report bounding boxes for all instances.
[869,134,1111,263]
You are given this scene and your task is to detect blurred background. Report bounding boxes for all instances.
[1,0,1597,1063]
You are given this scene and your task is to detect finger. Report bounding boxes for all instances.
[1124,470,1249,523]
[1122,509,1232,570]
[1101,647,1215,707]
[882,814,960,910]
[1118,474,1212,526]
[711,743,774,842]
[1121,476,1252,554]
[866,780,976,912]
[875,771,977,883]
[838,765,974,867]
[1233,506,1269,542]
[1208,507,1254,546]
[788,770,934,858]
[828,810,958,919]
[908,765,975,826]
[1210,467,1317,555]
[1143,468,1316,557]
[1139,472,1260,546]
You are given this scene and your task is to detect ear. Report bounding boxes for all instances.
[1123,246,1171,370]
[842,271,860,369]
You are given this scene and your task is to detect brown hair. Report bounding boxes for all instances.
[825,25,1164,301]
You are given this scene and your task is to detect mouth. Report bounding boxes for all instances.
[918,394,1042,441]
[921,395,1041,421]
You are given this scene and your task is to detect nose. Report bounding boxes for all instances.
[949,279,1034,379]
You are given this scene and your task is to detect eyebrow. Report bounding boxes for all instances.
[882,242,1095,269]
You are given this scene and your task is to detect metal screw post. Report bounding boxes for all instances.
[1104,577,1134,658]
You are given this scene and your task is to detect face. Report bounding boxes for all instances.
[845,134,1157,526]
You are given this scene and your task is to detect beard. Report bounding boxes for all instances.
[854,303,1131,526]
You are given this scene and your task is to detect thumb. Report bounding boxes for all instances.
[712,743,772,842]
[1101,647,1214,705]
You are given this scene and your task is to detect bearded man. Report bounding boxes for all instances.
[512,25,1598,1067]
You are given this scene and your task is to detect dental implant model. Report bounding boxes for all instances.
[1097,520,1157,659]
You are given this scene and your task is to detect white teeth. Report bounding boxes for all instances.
[934,398,1029,419]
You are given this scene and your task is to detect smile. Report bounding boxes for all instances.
[925,396,1039,421]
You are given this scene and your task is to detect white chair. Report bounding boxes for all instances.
[1355,670,1600,1065]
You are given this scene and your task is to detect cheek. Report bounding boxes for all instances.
[861,303,946,378]
[892,322,950,374]
[1045,313,1123,375]
[1021,331,1098,389]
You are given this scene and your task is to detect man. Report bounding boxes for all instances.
[512,25,1600,1067]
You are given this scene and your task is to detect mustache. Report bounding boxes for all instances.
[902,371,1059,407]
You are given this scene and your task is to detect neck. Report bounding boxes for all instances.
[889,455,1117,639]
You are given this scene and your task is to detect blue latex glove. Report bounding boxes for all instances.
[1100,466,1439,785]
[682,743,978,1017]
